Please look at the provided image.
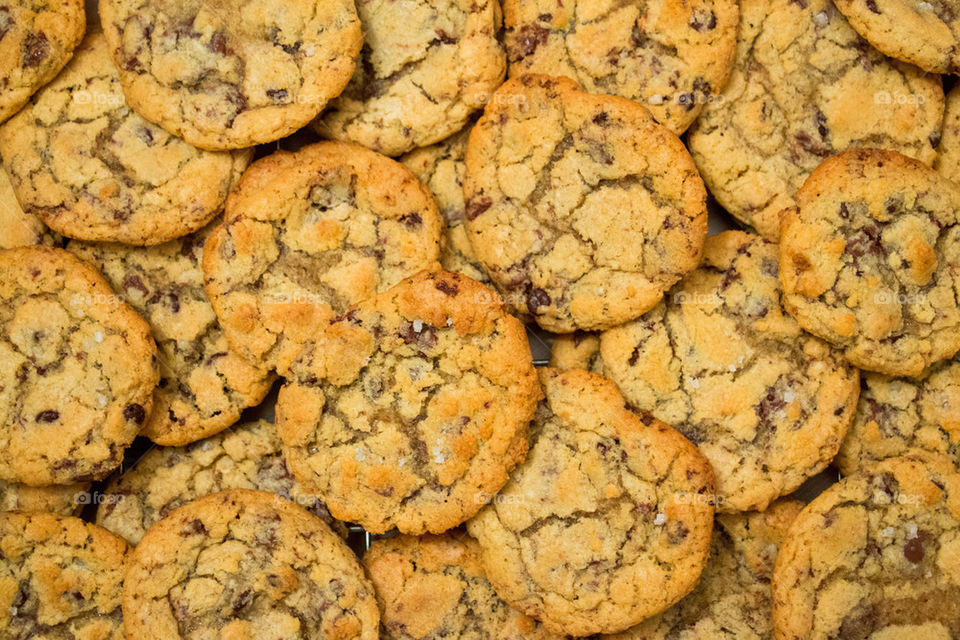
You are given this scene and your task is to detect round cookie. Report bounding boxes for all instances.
[70,223,275,446]
[772,452,960,638]
[364,532,563,640]
[0,32,252,246]
[203,141,442,374]
[466,367,716,636]
[314,0,505,157]
[0,0,85,124]
[935,84,960,184]
[0,246,158,486]
[0,166,59,250]
[600,231,859,512]
[0,512,128,639]
[780,148,960,377]
[122,489,379,640]
[96,419,345,545]
[277,270,540,535]
[0,480,88,516]
[464,74,708,333]
[502,0,738,135]
[548,331,603,373]
[99,0,362,150]
[687,0,944,240]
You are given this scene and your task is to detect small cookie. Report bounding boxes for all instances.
[547,331,604,373]
[364,532,563,640]
[0,512,128,639]
[123,489,379,639]
[772,452,960,638]
[0,480,88,516]
[0,32,252,245]
[203,141,442,374]
[688,0,944,240]
[466,368,716,636]
[314,0,505,157]
[464,75,708,333]
[96,419,344,545]
[780,148,960,377]
[502,0,739,135]
[0,0,85,123]
[277,270,540,535]
[70,223,275,446]
[0,166,59,250]
[99,0,362,150]
[935,84,960,184]
[0,246,158,485]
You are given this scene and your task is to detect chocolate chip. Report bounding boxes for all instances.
[123,274,149,296]
[795,130,830,157]
[36,410,59,423]
[231,589,253,614]
[123,404,146,424]
[865,0,881,12]
[435,280,458,296]
[593,112,609,125]
[22,33,49,68]
[527,288,551,314]
[399,212,422,227]
[209,32,229,54]
[815,110,829,139]
[904,536,924,563]
[0,8,11,42]
[435,29,457,44]
[182,518,207,536]
[465,197,492,221]
[509,23,550,61]
[689,9,717,31]
[930,130,943,148]
[266,88,289,104]
[627,347,640,366]
[667,521,689,544]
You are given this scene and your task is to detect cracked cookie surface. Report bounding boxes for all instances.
[600,231,859,512]
[314,0,505,157]
[936,84,960,184]
[70,222,274,446]
[277,270,540,535]
[0,480,87,515]
[0,166,59,249]
[0,246,158,486]
[203,141,442,375]
[99,0,362,150]
[123,488,379,640]
[772,452,960,639]
[687,0,944,240]
[502,0,738,135]
[466,367,716,636]
[464,74,708,333]
[0,32,252,246]
[780,149,960,377]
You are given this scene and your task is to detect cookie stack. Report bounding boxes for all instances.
[1,0,958,638]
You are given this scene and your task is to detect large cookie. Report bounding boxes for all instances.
[0,166,58,250]
[0,480,88,516]
[936,84,960,184]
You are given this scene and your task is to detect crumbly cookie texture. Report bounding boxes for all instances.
[0,480,88,515]
[123,489,379,640]
[0,32,252,246]
[687,0,944,240]
[0,166,58,249]
[601,231,859,513]
[780,149,960,377]
[548,331,604,374]
[99,0,362,150]
[314,0,505,157]
[0,512,128,639]
[278,270,540,535]
[0,246,158,486]
[502,0,738,135]
[772,452,960,639]
[364,532,564,640]
[0,0,85,124]
[464,74,708,333]
[467,368,716,636]
[70,223,274,447]
[97,420,345,546]
[936,85,960,184]
[203,141,442,375]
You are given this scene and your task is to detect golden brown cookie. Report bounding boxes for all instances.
[547,331,603,373]
[0,480,88,516]
[0,166,58,249]
[935,84,960,184]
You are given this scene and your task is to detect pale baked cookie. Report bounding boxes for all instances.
[687,0,944,240]
[502,0,739,135]
[0,166,58,249]
[277,270,540,535]
[466,368,716,636]
[123,489,379,640]
[547,331,603,373]
[314,0,505,157]
[464,75,708,333]
[203,141,442,375]
[70,223,274,446]
[601,231,859,512]
[936,84,960,184]
[0,512,128,639]
[0,246,158,486]
[0,480,88,515]
[780,149,960,377]
[99,0,362,150]
[772,452,960,638]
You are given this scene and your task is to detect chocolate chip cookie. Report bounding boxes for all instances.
[0,32,252,246]
[780,148,960,377]
[502,0,739,135]
[466,368,716,636]
[314,0,505,157]
[99,0,362,150]
[70,222,274,446]
[203,141,442,375]
[277,269,540,535]
[687,0,944,240]
[0,480,88,515]
[0,246,158,486]
[464,74,708,333]
[547,331,603,373]
[0,166,58,249]
[935,84,960,184]
[123,488,380,639]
